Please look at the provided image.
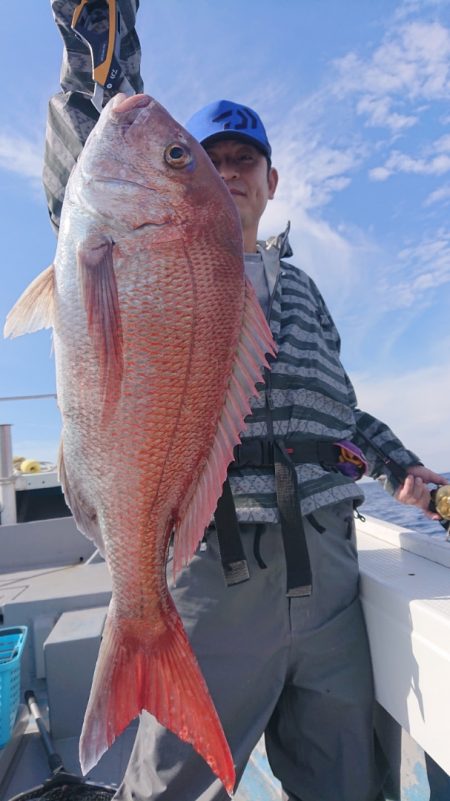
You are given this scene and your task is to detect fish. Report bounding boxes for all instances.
[4,93,276,794]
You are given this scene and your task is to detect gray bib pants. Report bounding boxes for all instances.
[115,500,384,801]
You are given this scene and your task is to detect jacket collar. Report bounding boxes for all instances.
[256,222,292,297]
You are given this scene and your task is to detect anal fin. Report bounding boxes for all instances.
[58,440,105,557]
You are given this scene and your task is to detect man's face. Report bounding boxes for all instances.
[204,139,278,237]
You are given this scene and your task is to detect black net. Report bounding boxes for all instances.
[10,783,115,801]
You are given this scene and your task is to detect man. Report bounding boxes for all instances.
[113,99,447,801]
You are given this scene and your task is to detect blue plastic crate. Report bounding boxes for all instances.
[0,626,28,747]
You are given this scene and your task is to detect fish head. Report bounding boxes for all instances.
[67,93,242,243]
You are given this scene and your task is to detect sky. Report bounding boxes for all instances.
[1,0,450,472]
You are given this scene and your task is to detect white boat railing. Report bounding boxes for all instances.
[0,394,57,402]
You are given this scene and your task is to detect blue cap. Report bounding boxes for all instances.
[185,99,272,159]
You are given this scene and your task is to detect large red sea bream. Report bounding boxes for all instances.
[4,93,276,794]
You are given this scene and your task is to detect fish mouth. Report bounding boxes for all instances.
[108,93,157,140]
[112,94,152,114]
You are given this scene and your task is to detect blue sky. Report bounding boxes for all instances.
[1,0,450,471]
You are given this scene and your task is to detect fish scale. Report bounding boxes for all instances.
[4,92,276,795]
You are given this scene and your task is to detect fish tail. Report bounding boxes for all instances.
[79,606,236,795]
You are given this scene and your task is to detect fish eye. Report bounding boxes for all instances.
[164,143,192,168]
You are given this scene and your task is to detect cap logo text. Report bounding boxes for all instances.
[212,107,258,131]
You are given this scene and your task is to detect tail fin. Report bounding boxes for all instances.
[79,603,236,795]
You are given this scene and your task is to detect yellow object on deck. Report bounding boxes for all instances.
[20,459,41,474]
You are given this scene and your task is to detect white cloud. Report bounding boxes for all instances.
[260,198,363,314]
[369,131,450,182]
[325,15,450,203]
[370,148,450,181]
[271,136,357,211]
[333,21,450,131]
[354,366,450,473]
[369,166,392,182]
[251,77,450,343]
[398,229,450,269]
[370,229,450,311]
[356,95,417,132]
[433,133,450,153]
[0,133,43,180]
[425,183,450,206]
[266,94,366,213]
[394,0,447,21]
[281,13,450,220]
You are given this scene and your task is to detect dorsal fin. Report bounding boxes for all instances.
[172,276,277,576]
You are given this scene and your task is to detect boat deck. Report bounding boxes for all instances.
[1,513,450,799]
[1,715,279,801]
[0,517,281,800]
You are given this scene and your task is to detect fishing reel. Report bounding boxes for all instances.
[429,485,450,521]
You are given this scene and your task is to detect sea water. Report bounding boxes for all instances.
[359,472,450,537]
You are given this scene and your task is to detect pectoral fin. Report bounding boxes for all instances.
[78,235,123,416]
[4,265,55,338]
